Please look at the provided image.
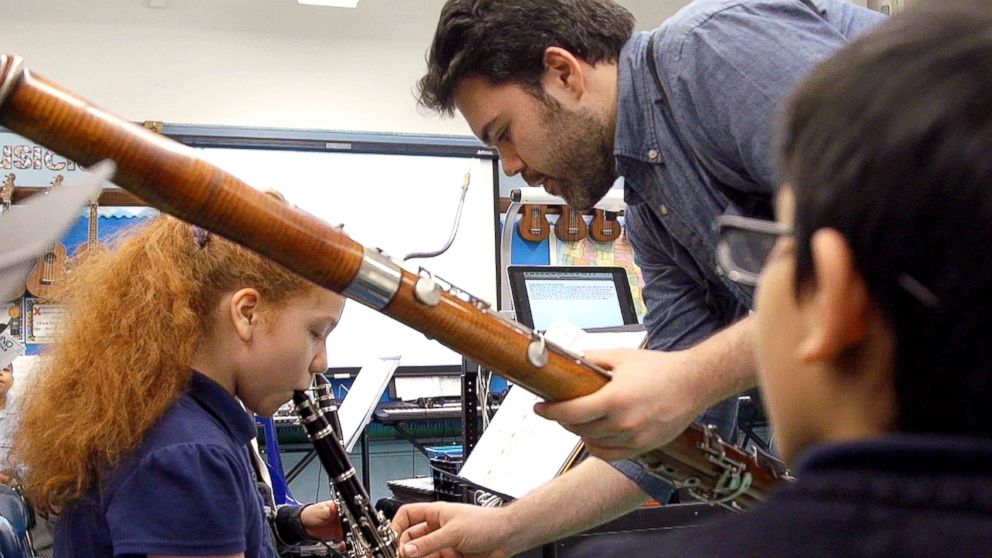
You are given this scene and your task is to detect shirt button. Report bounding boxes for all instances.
[659,204,669,216]
[647,148,659,161]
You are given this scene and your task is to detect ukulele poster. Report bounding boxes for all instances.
[24,298,67,344]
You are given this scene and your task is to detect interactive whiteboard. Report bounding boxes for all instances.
[197,148,499,368]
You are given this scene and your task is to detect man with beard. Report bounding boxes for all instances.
[392,1,883,557]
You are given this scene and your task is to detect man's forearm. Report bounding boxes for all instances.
[684,316,758,413]
[492,318,757,557]
[500,457,649,555]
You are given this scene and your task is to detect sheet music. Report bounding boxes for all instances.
[458,321,646,500]
[393,375,461,400]
[458,385,582,500]
[338,355,401,451]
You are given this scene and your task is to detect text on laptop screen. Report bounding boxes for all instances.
[523,270,626,331]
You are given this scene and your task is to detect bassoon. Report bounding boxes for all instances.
[0,55,790,511]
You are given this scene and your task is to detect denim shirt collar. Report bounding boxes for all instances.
[188,370,257,446]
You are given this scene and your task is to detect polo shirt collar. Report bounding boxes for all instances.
[188,371,257,445]
[797,434,992,477]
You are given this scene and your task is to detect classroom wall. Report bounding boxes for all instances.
[2,0,874,138]
[1,1,469,136]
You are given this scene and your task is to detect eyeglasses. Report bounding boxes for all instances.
[716,215,792,286]
[716,215,942,309]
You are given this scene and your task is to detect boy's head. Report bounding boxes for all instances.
[731,1,992,463]
[0,362,13,398]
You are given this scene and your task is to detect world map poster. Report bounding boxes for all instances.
[549,229,647,320]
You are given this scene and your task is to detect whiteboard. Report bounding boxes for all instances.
[196,148,498,369]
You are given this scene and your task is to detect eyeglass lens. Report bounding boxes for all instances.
[724,227,780,277]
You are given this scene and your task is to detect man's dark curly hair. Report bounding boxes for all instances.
[419,0,636,115]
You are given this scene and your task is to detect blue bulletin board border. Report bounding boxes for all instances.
[16,214,148,355]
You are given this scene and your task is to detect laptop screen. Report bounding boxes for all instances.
[507,266,638,331]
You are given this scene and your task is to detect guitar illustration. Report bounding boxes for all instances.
[70,194,100,267]
[554,205,588,242]
[25,175,69,299]
[589,209,622,242]
[517,204,551,242]
[0,174,13,216]
[1,174,26,302]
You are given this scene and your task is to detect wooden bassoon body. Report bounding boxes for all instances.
[0,55,790,510]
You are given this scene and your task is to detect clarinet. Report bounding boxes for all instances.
[313,374,344,442]
[293,390,399,558]
[0,54,791,510]
[309,374,362,558]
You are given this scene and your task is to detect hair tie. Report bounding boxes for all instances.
[191,225,210,249]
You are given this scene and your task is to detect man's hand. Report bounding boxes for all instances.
[534,347,703,461]
[391,502,517,558]
[301,501,344,541]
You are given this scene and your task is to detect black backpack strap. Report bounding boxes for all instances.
[645,32,668,106]
[798,0,824,15]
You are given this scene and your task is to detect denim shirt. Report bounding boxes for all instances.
[610,0,884,499]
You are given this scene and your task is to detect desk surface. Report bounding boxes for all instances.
[517,503,730,558]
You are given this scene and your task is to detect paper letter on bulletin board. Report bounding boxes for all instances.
[25,298,67,344]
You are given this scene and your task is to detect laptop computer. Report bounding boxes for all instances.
[507,265,638,331]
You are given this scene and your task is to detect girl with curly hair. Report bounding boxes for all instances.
[14,213,345,557]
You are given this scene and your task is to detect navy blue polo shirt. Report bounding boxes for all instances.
[54,372,278,557]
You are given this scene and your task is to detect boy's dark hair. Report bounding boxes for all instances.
[777,1,992,437]
[419,0,635,115]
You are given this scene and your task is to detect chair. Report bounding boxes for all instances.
[0,485,34,558]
